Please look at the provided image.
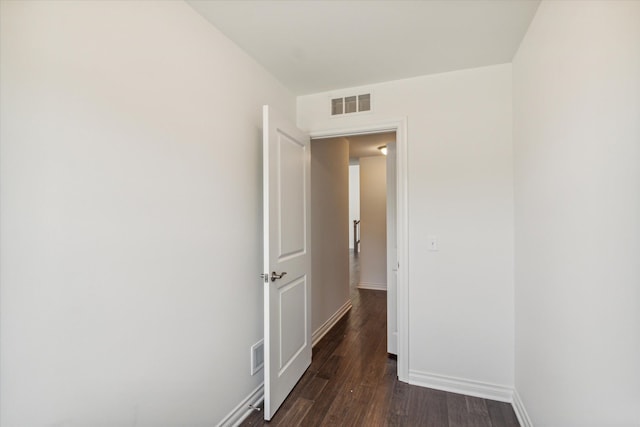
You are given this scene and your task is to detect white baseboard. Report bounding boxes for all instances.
[216,383,263,427]
[357,282,387,291]
[312,300,352,347]
[408,370,513,403]
[512,389,533,427]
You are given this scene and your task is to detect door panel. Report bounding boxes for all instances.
[278,133,306,258]
[263,105,311,421]
[278,276,307,372]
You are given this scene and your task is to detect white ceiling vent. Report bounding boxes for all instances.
[331,93,371,116]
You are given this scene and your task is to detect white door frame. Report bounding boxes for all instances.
[309,118,409,382]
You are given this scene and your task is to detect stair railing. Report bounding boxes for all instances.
[353,220,361,254]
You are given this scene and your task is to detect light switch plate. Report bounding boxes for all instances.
[428,235,438,251]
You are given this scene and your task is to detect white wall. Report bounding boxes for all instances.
[358,156,388,289]
[310,138,351,335]
[298,63,514,392]
[348,165,360,250]
[0,2,295,426]
[513,1,640,426]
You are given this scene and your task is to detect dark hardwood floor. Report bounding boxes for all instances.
[241,251,520,426]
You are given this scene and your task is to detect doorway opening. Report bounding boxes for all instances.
[309,119,408,382]
[347,131,397,356]
[309,124,405,378]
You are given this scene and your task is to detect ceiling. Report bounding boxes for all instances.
[187,0,540,95]
[346,132,395,163]
[313,132,396,163]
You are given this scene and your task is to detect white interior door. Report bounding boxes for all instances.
[386,142,398,355]
[262,105,312,421]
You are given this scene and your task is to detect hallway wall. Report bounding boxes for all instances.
[310,138,351,336]
[0,2,295,425]
[358,156,388,289]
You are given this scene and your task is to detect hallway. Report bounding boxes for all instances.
[242,251,520,426]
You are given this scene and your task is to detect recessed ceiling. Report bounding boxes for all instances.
[187,0,540,95]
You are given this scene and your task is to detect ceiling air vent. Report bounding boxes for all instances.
[331,93,371,116]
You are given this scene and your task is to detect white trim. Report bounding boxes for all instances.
[357,282,387,291]
[388,331,398,355]
[512,389,533,427]
[312,300,352,347]
[216,383,264,427]
[309,117,409,383]
[311,120,401,139]
[408,370,513,403]
[395,118,409,383]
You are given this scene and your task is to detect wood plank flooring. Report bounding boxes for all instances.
[241,251,520,426]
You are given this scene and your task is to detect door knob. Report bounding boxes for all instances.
[271,271,287,282]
